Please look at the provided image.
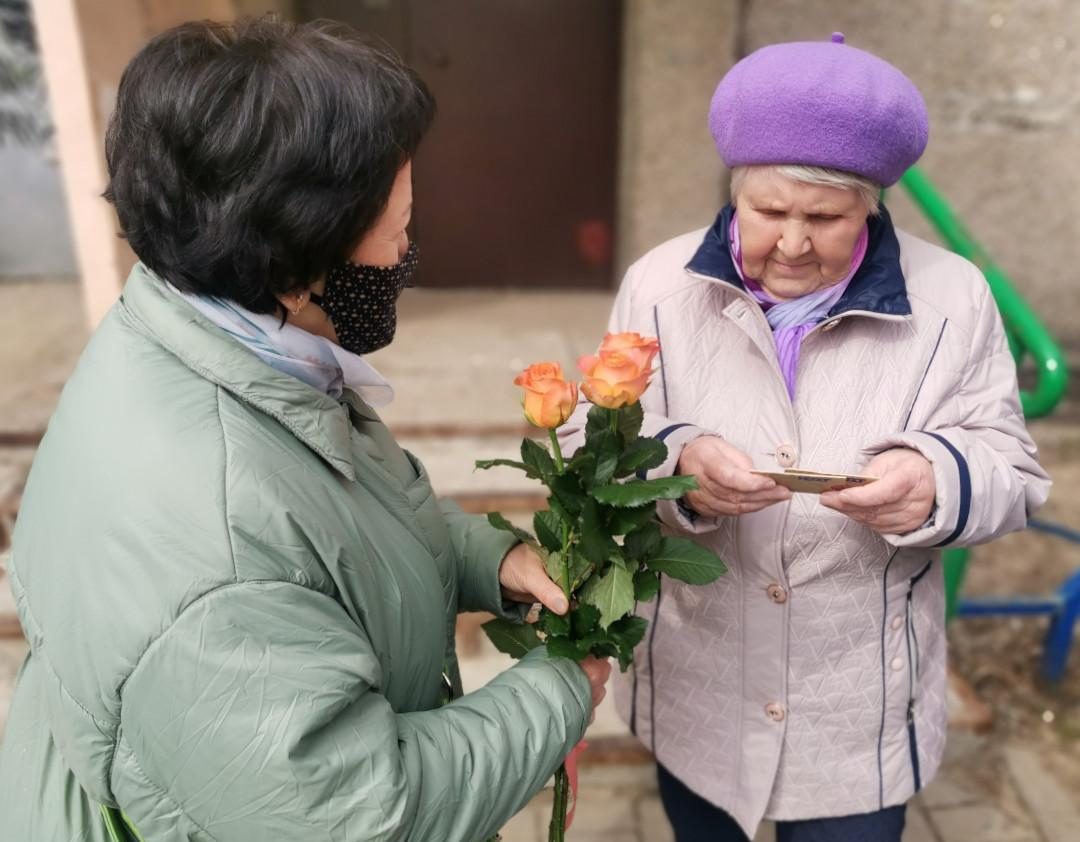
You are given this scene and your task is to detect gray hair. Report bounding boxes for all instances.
[730,164,881,216]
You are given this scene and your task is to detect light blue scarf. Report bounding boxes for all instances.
[170,286,394,406]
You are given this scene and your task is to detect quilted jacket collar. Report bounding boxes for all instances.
[118,263,358,480]
[685,203,912,319]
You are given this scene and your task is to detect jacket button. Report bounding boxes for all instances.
[891,657,904,671]
[766,584,788,604]
[765,702,786,722]
[891,616,904,630]
[822,319,841,332]
[775,443,797,467]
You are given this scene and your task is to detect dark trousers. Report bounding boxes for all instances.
[657,764,907,842]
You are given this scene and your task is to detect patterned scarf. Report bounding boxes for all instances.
[170,285,394,406]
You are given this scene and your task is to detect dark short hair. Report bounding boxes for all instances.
[104,16,435,312]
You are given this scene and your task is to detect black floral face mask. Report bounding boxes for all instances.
[311,242,419,355]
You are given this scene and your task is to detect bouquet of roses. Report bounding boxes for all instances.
[477,332,726,841]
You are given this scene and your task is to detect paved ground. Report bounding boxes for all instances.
[1,279,1078,841]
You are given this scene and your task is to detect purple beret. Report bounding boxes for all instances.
[708,34,929,187]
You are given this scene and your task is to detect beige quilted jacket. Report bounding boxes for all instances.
[561,206,1049,836]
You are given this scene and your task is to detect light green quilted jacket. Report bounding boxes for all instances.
[0,264,589,841]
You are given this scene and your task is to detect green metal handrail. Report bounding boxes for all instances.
[898,167,1069,419]
[895,166,1070,618]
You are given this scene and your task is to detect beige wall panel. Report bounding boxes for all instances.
[616,0,738,276]
[35,0,285,325]
[235,0,296,19]
[743,0,1080,343]
[143,1,237,29]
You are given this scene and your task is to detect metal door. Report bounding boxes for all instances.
[299,0,621,289]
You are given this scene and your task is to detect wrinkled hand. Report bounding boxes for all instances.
[499,542,569,615]
[579,656,612,723]
[677,436,791,517]
[820,448,936,534]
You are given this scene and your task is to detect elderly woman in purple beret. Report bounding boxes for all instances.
[566,33,1050,842]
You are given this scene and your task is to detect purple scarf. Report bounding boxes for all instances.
[728,213,868,398]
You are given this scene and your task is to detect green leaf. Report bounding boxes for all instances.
[608,615,649,670]
[581,563,635,629]
[547,636,587,661]
[615,438,667,477]
[624,522,662,562]
[591,476,698,508]
[579,498,618,565]
[608,615,648,648]
[486,512,535,545]
[571,603,602,638]
[566,547,594,592]
[616,402,644,441]
[566,450,597,483]
[583,430,620,485]
[482,618,542,658]
[543,548,592,595]
[550,472,586,517]
[647,537,728,585]
[521,438,556,479]
[633,569,661,602]
[595,452,620,486]
[474,458,538,478]
[538,608,571,637]
[547,493,574,525]
[608,503,656,535]
[533,510,564,553]
[584,403,645,444]
[543,548,567,592]
[585,404,616,440]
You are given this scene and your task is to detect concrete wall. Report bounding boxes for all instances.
[615,0,737,277]
[619,0,1080,343]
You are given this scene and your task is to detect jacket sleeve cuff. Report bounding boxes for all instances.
[864,431,971,548]
[641,424,723,534]
[441,503,531,620]
[477,534,533,622]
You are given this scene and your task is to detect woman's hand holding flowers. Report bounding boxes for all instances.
[820,448,936,534]
[499,542,570,615]
[579,656,613,723]
[497,543,612,720]
[677,436,792,516]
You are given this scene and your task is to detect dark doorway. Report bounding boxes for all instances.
[298,0,621,289]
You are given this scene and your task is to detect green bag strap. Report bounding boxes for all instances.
[100,804,146,842]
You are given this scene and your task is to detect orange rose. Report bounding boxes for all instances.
[514,362,579,429]
[577,332,660,408]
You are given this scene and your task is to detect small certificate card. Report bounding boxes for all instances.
[750,469,879,494]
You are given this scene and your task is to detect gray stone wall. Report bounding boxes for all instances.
[615,0,737,276]
[619,0,1080,345]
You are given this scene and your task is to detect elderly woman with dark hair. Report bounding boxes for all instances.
[0,17,609,842]
[564,34,1050,842]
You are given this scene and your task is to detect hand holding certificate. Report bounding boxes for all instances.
[819,448,936,534]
